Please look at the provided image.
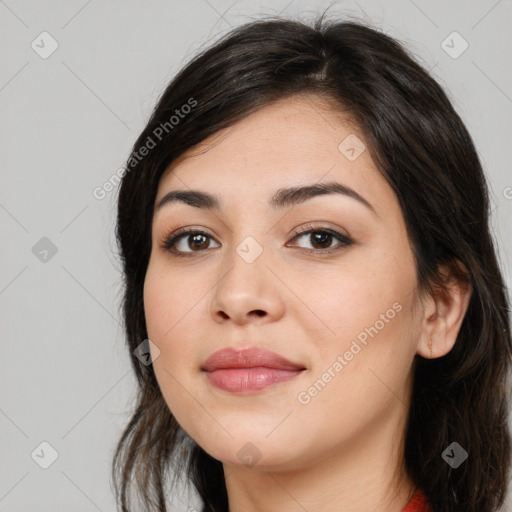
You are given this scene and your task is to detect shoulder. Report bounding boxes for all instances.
[401,489,430,512]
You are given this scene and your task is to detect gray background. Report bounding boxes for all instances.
[1,0,511,510]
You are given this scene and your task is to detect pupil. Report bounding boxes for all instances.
[191,234,208,250]
[312,232,331,248]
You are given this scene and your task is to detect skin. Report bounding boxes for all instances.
[143,94,471,512]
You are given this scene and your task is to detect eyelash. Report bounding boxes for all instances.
[160,223,353,258]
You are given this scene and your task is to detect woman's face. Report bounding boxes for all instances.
[144,94,425,471]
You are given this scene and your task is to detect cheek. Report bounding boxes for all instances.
[294,292,415,446]
[144,274,172,346]
[298,247,413,345]
[143,267,205,421]
[296,239,418,397]
[143,265,203,373]
[144,260,200,337]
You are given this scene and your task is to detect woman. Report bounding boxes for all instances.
[111,11,511,512]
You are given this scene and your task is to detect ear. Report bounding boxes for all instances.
[417,260,472,359]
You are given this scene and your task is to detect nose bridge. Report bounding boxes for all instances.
[220,233,268,298]
[210,232,283,323]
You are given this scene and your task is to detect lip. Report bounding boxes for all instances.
[201,347,306,393]
[201,347,305,372]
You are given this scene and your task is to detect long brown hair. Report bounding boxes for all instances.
[112,10,512,512]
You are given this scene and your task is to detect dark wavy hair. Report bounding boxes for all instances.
[111,10,512,512]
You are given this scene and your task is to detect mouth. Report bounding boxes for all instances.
[201,346,306,394]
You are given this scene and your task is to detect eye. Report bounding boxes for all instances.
[287,224,353,254]
[161,228,220,257]
[161,223,353,258]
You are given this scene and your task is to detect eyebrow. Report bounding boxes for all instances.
[155,181,377,216]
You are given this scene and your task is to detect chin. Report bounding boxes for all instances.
[192,431,304,471]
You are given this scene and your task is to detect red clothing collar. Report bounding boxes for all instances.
[401,489,430,512]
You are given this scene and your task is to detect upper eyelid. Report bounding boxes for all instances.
[167,224,347,240]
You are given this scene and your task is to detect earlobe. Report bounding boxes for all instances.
[417,261,472,360]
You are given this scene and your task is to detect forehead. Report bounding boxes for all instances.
[156,95,395,216]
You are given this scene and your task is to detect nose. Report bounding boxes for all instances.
[209,239,286,326]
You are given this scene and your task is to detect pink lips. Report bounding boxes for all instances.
[201,347,306,393]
